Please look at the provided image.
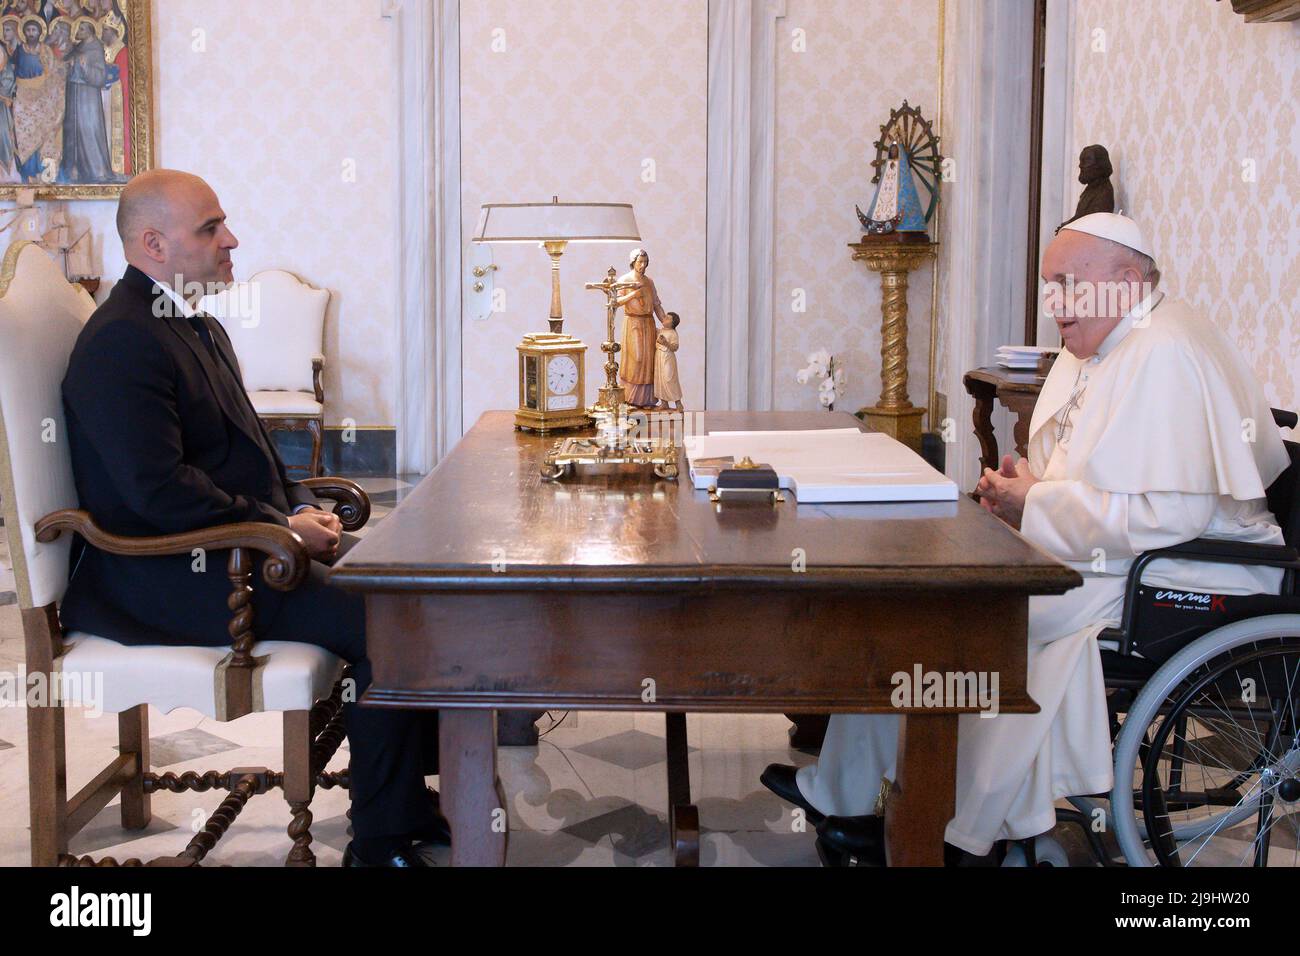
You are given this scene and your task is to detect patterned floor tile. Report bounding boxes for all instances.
[699,830,820,867]
[571,727,693,771]
[309,811,354,854]
[134,728,242,768]
[504,826,610,867]
[562,802,669,860]
[67,803,179,858]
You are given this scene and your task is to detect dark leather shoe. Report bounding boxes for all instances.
[760,764,825,825]
[817,815,989,867]
[412,787,451,846]
[342,842,432,868]
[817,814,886,866]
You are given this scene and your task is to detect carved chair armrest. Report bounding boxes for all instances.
[298,477,371,531]
[34,509,310,592]
[312,355,324,404]
[35,509,311,719]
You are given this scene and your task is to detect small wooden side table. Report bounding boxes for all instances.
[962,366,1044,476]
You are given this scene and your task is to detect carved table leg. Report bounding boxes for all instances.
[1001,390,1037,462]
[885,713,957,867]
[665,712,699,867]
[964,376,999,480]
[440,709,508,866]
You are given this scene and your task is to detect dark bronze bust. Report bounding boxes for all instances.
[1059,144,1114,230]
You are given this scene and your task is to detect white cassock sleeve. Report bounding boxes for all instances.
[1021,480,1219,564]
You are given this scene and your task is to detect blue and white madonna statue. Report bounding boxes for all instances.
[856,141,927,237]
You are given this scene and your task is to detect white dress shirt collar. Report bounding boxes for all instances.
[155,278,199,319]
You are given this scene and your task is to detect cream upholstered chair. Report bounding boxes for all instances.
[199,270,330,477]
[0,242,368,866]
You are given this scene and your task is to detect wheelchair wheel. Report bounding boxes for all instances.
[1111,615,1300,866]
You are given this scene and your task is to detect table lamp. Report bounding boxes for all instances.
[473,197,640,433]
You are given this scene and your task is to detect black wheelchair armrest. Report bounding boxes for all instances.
[1113,538,1300,655]
[1155,538,1299,564]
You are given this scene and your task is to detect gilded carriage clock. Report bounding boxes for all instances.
[516,332,589,433]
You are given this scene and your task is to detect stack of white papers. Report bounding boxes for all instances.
[683,428,957,503]
[996,345,1058,370]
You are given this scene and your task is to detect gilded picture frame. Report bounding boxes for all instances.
[0,0,152,199]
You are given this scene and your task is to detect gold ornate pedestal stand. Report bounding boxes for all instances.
[849,239,938,452]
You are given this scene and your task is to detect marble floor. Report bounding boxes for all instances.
[0,476,824,866]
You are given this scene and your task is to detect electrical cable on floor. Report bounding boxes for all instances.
[537,710,570,738]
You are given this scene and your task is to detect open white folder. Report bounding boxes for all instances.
[684,428,958,503]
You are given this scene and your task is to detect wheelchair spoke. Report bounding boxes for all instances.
[1135,639,1300,866]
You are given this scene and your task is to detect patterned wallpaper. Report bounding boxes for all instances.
[1071,0,1300,410]
[458,0,707,430]
[35,0,952,435]
[773,0,940,415]
[35,1,400,428]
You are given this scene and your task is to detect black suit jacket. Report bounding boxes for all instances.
[60,265,319,646]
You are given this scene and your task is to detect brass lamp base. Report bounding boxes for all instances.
[857,404,926,452]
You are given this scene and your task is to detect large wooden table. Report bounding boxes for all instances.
[330,410,1080,866]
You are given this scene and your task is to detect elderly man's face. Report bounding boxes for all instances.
[1040,230,1144,359]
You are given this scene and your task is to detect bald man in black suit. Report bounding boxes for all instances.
[61,169,443,866]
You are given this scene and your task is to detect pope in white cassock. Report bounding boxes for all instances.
[762,213,1291,864]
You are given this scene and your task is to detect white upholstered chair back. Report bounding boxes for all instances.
[199,270,329,393]
[0,242,96,610]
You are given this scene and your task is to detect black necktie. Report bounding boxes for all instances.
[187,312,218,360]
[186,311,279,471]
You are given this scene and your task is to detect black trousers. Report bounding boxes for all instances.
[261,534,439,841]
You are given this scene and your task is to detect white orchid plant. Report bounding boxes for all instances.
[795,349,847,411]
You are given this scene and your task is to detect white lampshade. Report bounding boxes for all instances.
[473,198,640,244]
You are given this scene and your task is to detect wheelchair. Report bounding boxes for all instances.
[1011,408,1300,867]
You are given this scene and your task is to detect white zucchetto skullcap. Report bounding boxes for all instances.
[1060,212,1154,260]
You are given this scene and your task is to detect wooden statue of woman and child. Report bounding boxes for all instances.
[614,247,684,412]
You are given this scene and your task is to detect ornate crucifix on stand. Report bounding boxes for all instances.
[584,267,639,414]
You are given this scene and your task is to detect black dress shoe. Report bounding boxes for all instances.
[817,815,991,867]
[817,814,886,866]
[342,842,432,868]
[412,787,452,846]
[760,764,825,826]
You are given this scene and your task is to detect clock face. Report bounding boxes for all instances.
[547,355,579,396]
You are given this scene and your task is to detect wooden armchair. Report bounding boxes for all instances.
[0,242,364,867]
[199,270,330,478]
